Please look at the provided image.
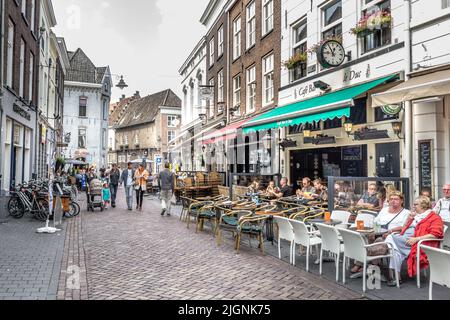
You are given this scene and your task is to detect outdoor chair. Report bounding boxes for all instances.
[216,210,253,248]
[339,228,399,293]
[331,210,353,229]
[195,204,219,234]
[420,245,450,300]
[416,225,449,288]
[350,212,375,229]
[284,206,309,220]
[236,214,269,254]
[186,201,214,229]
[315,223,345,282]
[179,196,198,222]
[274,216,295,264]
[289,219,322,272]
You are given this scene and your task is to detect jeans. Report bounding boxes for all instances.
[110,184,118,204]
[161,189,173,214]
[125,185,133,209]
[136,187,144,208]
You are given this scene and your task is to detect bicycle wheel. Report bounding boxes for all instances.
[71,201,81,217]
[7,197,25,219]
[35,199,50,222]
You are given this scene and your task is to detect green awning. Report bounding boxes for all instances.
[243,74,396,134]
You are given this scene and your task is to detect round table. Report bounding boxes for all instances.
[349,227,389,237]
[305,218,342,226]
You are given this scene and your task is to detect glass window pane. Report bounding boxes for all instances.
[324,1,342,26]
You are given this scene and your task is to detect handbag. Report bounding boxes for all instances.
[380,208,405,230]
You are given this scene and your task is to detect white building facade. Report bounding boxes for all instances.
[63,49,111,169]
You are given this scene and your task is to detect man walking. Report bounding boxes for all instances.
[433,184,450,222]
[158,162,175,216]
[120,162,135,211]
[109,164,121,208]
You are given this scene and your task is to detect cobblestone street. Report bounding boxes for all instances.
[59,189,361,300]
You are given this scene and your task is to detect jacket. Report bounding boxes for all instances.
[158,169,174,191]
[401,211,444,277]
[134,169,149,189]
[120,169,135,186]
[109,169,121,185]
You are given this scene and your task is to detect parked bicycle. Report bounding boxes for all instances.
[7,180,50,221]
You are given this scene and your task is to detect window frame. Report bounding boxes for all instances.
[78,127,87,149]
[6,19,15,89]
[28,52,34,101]
[246,65,256,114]
[262,53,274,107]
[360,0,392,54]
[19,38,25,98]
[168,130,176,143]
[209,37,215,67]
[218,25,224,57]
[246,1,256,49]
[167,115,177,128]
[233,75,241,108]
[322,0,343,30]
[79,96,87,117]
[262,0,274,36]
[208,78,215,118]
[291,19,308,82]
[217,70,224,103]
[233,16,242,60]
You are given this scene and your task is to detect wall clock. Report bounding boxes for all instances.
[318,40,346,68]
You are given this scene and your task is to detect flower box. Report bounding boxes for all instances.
[283,52,307,70]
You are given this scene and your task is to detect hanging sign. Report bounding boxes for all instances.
[199,85,214,101]
[381,104,402,116]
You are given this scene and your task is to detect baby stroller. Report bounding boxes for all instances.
[87,178,104,212]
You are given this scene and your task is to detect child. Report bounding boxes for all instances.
[102,182,111,209]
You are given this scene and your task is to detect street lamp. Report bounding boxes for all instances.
[344,120,354,137]
[391,121,404,139]
[115,75,128,90]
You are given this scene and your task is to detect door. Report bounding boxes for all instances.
[376,142,400,177]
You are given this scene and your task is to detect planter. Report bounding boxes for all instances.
[356,29,372,38]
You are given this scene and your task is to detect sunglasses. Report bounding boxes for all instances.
[443,189,450,191]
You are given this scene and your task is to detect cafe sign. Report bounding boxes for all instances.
[13,103,31,121]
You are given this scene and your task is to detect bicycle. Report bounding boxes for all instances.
[7,182,50,221]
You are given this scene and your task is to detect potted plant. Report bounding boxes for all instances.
[308,34,343,54]
[379,10,392,29]
[283,51,307,70]
[55,156,66,172]
[350,14,371,38]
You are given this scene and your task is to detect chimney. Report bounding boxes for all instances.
[119,94,126,102]
[134,91,140,98]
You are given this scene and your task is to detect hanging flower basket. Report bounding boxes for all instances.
[350,11,392,37]
[283,52,307,70]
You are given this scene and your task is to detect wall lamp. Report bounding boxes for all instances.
[313,80,331,92]
[391,121,404,139]
[343,120,354,137]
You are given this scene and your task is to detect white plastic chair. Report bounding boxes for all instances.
[289,219,322,272]
[316,223,345,282]
[339,228,399,293]
[421,245,450,300]
[350,213,375,229]
[331,210,352,229]
[273,216,295,264]
[416,225,449,288]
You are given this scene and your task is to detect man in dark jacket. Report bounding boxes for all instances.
[109,163,121,208]
[158,162,175,216]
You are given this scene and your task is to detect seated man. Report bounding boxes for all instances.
[275,177,294,198]
[357,183,381,209]
[432,184,450,222]
[296,177,316,197]
[248,179,261,194]
[312,178,328,202]
[334,182,356,208]
[265,180,280,198]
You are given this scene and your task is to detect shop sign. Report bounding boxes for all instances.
[41,126,47,144]
[298,83,317,98]
[13,104,31,121]
[381,104,402,116]
[343,64,371,83]
[342,146,362,161]
[418,140,432,190]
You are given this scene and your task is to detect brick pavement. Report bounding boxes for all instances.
[0,216,66,300]
[76,189,361,300]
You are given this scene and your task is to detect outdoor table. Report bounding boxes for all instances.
[305,218,342,226]
[182,185,213,199]
[349,226,389,237]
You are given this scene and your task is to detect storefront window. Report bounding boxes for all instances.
[362,1,391,53]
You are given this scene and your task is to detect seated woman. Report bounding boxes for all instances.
[265,181,280,199]
[295,177,316,197]
[248,179,261,195]
[311,178,328,202]
[351,191,410,274]
[384,196,444,286]
[334,182,356,209]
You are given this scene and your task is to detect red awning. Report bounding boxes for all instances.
[201,118,253,145]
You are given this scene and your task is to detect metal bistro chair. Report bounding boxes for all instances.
[195,203,222,234]
[216,209,252,250]
[179,196,198,222]
[236,213,269,254]
[186,201,214,229]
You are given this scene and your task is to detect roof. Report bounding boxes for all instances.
[66,48,109,84]
[115,89,181,129]
[109,96,137,126]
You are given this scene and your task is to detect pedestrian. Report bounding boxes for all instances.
[120,162,135,211]
[102,182,111,209]
[109,163,120,208]
[432,184,450,222]
[158,162,175,216]
[134,163,149,211]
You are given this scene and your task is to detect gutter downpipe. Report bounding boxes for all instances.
[225,8,230,186]
[0,0,5,191]
[404,0,414,202]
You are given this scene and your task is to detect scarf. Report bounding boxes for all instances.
[413,209,433,226]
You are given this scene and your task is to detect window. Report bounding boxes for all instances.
[233,17,241,59]
[324,0,342,26]
[30,0,35,31]
[103,100,108,120]
[134,133,139,145]
[246,1,256,49]
[233,75,241,108]
[19,39,25,98]
[444,0,450,8]
[361,1,392,53]
[168,130,175,143]
[78,128,86,148]
[246,66,256,113]
[209,37,215,67]
[6,19,14,88]
[218,70,224,103]
[189,81,194,111]
[79,97,87,117]
[28,52,34,101]
[292,20,308,81]
[103,129,107,149]
[262,54,274,106]
[124,135,129,146]
[209,78,215,117]
[262,0,274,36]
[375,107,398,122]
[167,115,177,127]
[218,25,224,57]
[322,1,342,41]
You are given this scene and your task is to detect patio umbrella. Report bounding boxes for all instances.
[65,159,86,165]
[130,158,154,164]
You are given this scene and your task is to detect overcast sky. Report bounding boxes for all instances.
[53,0,209,103]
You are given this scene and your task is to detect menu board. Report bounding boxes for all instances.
[342,146,362,161]
[418,140,432,190]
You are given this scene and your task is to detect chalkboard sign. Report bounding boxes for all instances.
[419,140,432,190]
[342,146,362,161]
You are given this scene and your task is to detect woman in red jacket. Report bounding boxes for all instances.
[385,196,444,286]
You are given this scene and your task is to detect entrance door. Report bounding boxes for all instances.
[376,142,400,177]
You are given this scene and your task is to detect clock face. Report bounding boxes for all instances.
[320,40,345,68]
